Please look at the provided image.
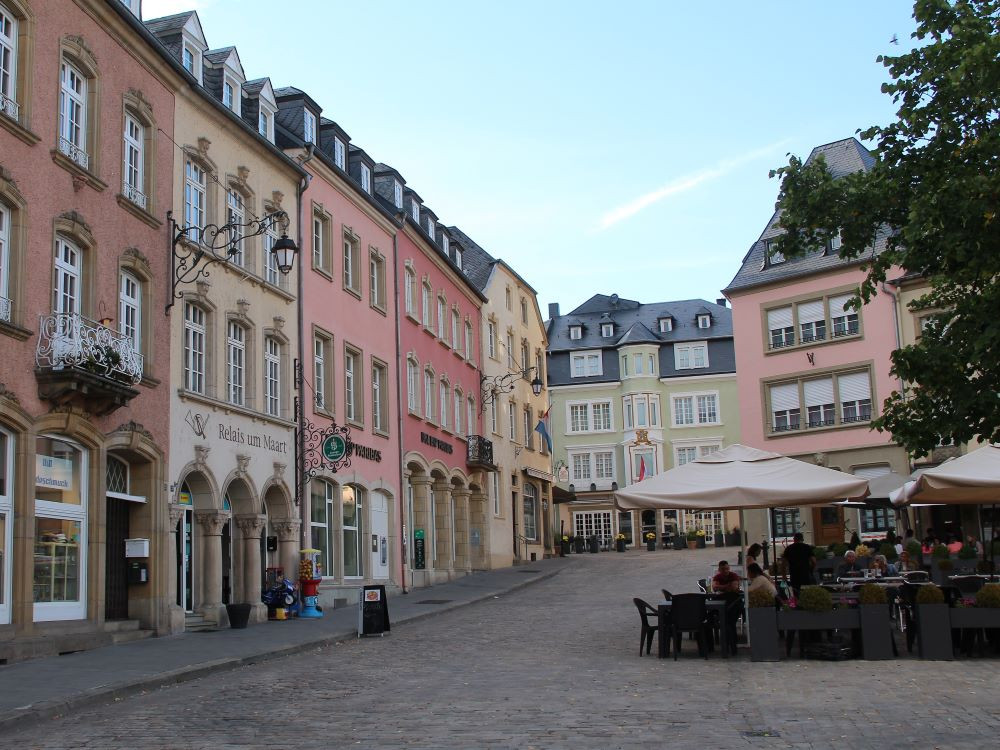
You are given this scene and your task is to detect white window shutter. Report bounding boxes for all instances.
[798,300,825,325]
[803,377,835,407]
[770,383,800,412]
[837,372,871,402]
[853,464,891,480]
[767,306,793,330]
[828,294,854,316]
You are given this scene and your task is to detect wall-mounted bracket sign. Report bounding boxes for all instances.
[299,415,354,479]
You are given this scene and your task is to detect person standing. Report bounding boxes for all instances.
[782,532,815,595]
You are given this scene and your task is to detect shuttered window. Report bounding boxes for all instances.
[767,306,794,348]
[798,299,826,343]
[770,383,800,432]
[829,294,859,337]
[838,371,872,423]
[804,377,835,427]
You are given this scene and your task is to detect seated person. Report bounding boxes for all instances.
[896,549,918,572]
[745,543,763,568]
[712,560,741,593]
[837,549,863,577]
[946,535,964,554]
[746,563,778,598]
[869,554,896,577]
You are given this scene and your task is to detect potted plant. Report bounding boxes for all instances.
[714,530,725,547]
[748,588,780,661]
[696,528,707,549]
[777,585,861,642]
[857,584,894,660]
[574,534,585,554]
[615,533,627,552]
[955,543,978,573]
[905,539,922,566]
[644,531,657,552]
[225,601,252,629]
[588,535,599,554]
[933,557,954,585]
[559,535,571,557]
[915,584,953,660]
[686,528,699,550]
[855,543,872,569]
[950,582,1000,630]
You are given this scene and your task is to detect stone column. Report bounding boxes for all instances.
[469,490,488,570]
[409,475,433,587]
[236,514,267,623]
[433,480,454,580]
[272,519,301,585]
[452,488,471,573]
[195,509,229,625]
[167,504,186,633]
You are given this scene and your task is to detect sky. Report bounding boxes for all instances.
[142,0,919,316]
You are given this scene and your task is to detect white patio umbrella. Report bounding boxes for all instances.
[892,444,1000,506]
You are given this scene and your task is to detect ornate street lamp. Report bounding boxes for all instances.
[480,366,544,411]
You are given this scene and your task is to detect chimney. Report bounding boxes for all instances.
[716,298,727,307]
[548,302,560,319]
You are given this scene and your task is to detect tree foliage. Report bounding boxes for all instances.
[769,0,1000,455]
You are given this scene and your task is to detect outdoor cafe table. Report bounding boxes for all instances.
[657,596,730,659]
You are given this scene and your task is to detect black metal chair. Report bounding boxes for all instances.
[662,589,673,601]
[951,576,986,596]
[897,582,920,653]
[697,578,710,594]
[632,598,659,656]
[670,594,711,660]
[901,570,930,583]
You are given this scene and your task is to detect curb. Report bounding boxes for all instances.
[0,565,563,734]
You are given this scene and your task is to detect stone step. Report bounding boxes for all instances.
[111,629,154,645]
[184,614,219,632]
[102,619,140,633]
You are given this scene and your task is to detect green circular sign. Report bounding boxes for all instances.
[322,434,347,462]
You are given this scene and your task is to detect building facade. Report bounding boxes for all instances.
[146,10,304,629]
[724,137,910,549]
[547,295,740,548]
[451,228,553,567]
[0,0,175,660]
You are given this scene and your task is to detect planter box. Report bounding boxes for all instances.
[777,608,860,631]
[588,537,599,553]
[950,607,1000,629]
[646,540,657,552]
[673,536,686,550]
[616,540,626,553]
[697,536,707,549]
[714,532,725,547]
[560,541,570,557]
[859,603,894,660]
[574,538,585,554]
[749,606,781,662]
[916,603,954,660]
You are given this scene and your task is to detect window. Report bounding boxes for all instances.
[839,372,872,423]
[263,224,279,286]
[183,303,205,393]
[226,190,245,267]
[507,401,516,441]
[523,484,537,540]
[118,271,141,357]
[372,360,388,433]
[122,114,145,209]
[345,347,361,423]
[804,377,835,427]
[466,397,475,438]
[406,357,418,413]
[768,370,872,434]
[226,322,246,406]
[568,401,612,433]
[830,294,860,337]
[769,382,800,432]
[439,381,449,429]
[303,110,316,144]
[411,200,420,222]
[489,398,498,434]
[423,369,434,420]
[0,426,11,623]
[258,110,269,138]
[0,203,9,322]
[594,451,614,480]
[674,342,708,370]
[798,300,826,343]
[673,396,694,426]
[333,138,346,169]
[521,298,528,325]
[451,309,460,349]
[829,229,843,253]
[658,318,672,333]
[523,408,532,450]
[222,79,236,111]
[464,321,472,360]
[697,314,711,329]
[342,485,363,578]
[263,337,280,417]
[58,60,88,168]
[453,389,462,435]
[53,237,81,315]
[571,453,590,481]
[421,281,432,328]
[438,297,447,340]
[404,267,415,316]
[0,5,13,121]
[491,472,501,517]
[765,238,785,265]
[521,341,529,372]
[454,244,463,270]
[313,334,330,410]
[393,180,403,208]
[633,450,655,480]
[676,446,697,466]
[569,325,582,340]
[569,404,589,432]
[343,233,360,294]
[361,164,371,193]
[593,402,612,430]
[570,351,602,378]
[697,394,717,424]
[182,44,197,76]
[767,306,794,349]
[505,287,512,310]
[487,321,497,358]
[310,479,334,577]
[185,161,206,231]
[771,508,800,538]
[506,332,514,369]
[427,217,436,237]
[570,451,615,482]
[369,250,385,310]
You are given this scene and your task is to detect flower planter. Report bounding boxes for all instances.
[588,537,599,554]
[560,541,570,557]
[225,602,252,630]
[646,540,657,552]
[916,603,954,660]
[697,536,707,549]
[949,607,1000,629]
[858,603,894,660]
[673,536,686,550]
[749,606,781,662]
[687,540,698,550]
[777,608,861,631]
[714,532,724,547]
[616,539,626,553]
[574,537,585,554]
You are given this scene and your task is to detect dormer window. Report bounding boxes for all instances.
[697,314,711,329]
[303,110,317,144]
[658,318,673,333]
[455,245,463,270]
[411,201,419,222]
[442,235,450,255]
[393,180,403,208]
[601,323,614,337]
[569,325,582,340]
[334,137,346,170]
[222,78,238,113]
[182,44,201,82]
[361,164,372,193]
[765,238,785,265]
[829,229,842,253]
[426,217,435,237]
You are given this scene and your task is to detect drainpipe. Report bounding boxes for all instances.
[882,278,910,531]
[390,214,408,593]
[295,145,314,553]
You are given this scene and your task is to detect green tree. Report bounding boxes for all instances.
[769,0,1000,455]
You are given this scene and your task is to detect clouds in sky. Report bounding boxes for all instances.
[597,139,790,231]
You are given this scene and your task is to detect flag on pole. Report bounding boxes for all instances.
[534,405,552,453]
[637,456,646,482]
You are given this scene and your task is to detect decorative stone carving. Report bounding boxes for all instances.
[813,452,828,467]
[72,174,87,192]
[236,454,251,476]
[271,190,284,208]
[168,503,186,527]
[237,166,250,184]
[122,246,152,274]
[195,509,230,535]
[0,383,20,405]
[236,299,250,317]
[195,279,211,298]
[235,514,266,538]
[197,137,211,157]
[114,420,154,440]
[272,519,301,542]
[272,315,285,332]
[194,445,210,467]
[272,461,287,479]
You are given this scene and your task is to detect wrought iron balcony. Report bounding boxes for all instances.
[0,93,18,122]
[122,180,147,210]
[58,137,89,169]
[35,313,142,415]
[466,434,496,471]
[0,295,10,323]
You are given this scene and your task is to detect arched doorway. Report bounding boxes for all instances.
[176,471,214,613]
[223,478,254,607]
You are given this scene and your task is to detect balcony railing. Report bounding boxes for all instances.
[0,93,18,122]
[0,295,10,323]
[466,434,496,469]
[122,181,148,210]
[36,313,143,384]
[58,137,89,170]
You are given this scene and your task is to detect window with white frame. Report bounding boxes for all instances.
[118,271,141,357]
[696,394,718,424]
[263,224,279,286]
[487,321,497,358]
[369,250,385,310]
[507,401,516,441]
[122,114,145,208]
[184,161,206,231]
[451,309,460,349]
[226,190,246,267]
[675,446,697,466]
[455,243,464,270]
[464,321,472,360]
[0,426,11,624]
[53,237,81,315]
[672,395,695,426]
[258,109,269,139]
[593,401,612,430]
[426,216,435,237]
[569,404,589,432]
[623,394,660,429]
[421,281,432,328]
[594,451,614,480]
[183,303,205,393]
[263,337,280,417]
[342,485,363,577]
[0,203,9,321]
[570,451,615,482]
[372,360,388,433]
[674,342,708,370]
[570,351,602,378]
[506,332,514,369]
[569,325,582,340]
[58,59,88,168]
[453,389,462,436]
[333,138,346,169]
[404,266,415,316]
[222,78,237,113]
[423,368,434,420]
[345,347,361,423]
[410,200,420,222]
[437,297,447,340]
[182,43,198,78]
[571,452,590,481]
[601,323,613,337]
[226,322,246,406]
[310,479,334,576]
[697,314,711,329]
[361,164,371,193]
[767,370,872,433]
[765,238,784,265]
[658,318,673,333]
[393,180,403,208]
[523,408,532,450]
[406,356,418,413]
[303,110,316,144]
[439,381,449,429]
[314,334,328,410]
[343,233,360,294]
[633,449,655,479]
[522,483,538,540]
[489,398,498,434]
[567,401,612,433]
[829,294,860,338]
[1,5,19,120]
[311,212,328,271]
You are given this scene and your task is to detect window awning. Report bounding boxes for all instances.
[108,490,146,504]
[524,467,554,482]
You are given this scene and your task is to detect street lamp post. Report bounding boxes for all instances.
[480,366,543,412]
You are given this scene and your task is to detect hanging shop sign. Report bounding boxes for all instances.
[299,417,353,479]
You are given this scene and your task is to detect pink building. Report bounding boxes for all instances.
[274,89,402,605]
[374,164,489,588]
[724,138,909,547]
[0,0,174,659]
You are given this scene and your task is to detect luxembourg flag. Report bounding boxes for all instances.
[534,405,553,453]
[637,456,647,482]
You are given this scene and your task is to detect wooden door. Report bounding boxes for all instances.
[812,505,844,546]
[104,497,129,620]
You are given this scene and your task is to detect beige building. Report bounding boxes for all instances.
[146,12,304,630]
[450,230,554,566]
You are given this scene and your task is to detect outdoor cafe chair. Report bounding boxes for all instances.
[697,578,710,594]
[669,594,711,660]
[951,575,986,597]
[662,589,673,601]
[632,598,659,656]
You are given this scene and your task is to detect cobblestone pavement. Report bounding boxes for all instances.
[8,548,1000,749]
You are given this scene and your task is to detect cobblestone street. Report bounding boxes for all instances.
[7,548,1000,749]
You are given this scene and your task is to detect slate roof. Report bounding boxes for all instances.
[448,226,496,292]
[143,11,194,35]
[724,137,886,294]
[204,46,236,65]
[243,78,268,95]
[548,296,733,353]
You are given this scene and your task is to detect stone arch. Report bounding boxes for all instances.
[175,467,217,510]
[259,477,292,520]
[221,474,256,516]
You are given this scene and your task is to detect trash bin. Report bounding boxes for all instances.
[226,602,252,629]
[588,536,599,554]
